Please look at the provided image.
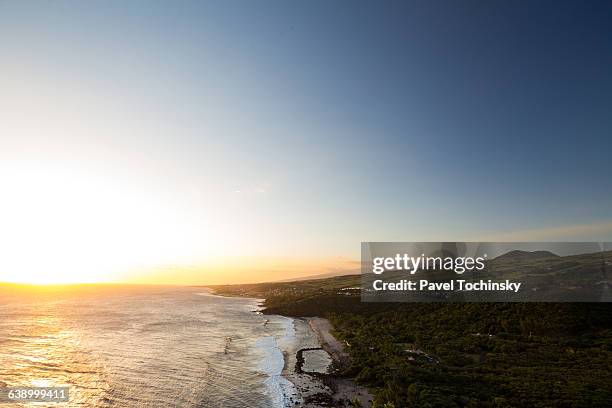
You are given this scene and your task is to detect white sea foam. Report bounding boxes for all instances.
[256,316,301,407]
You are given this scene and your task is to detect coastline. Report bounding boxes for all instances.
[204,287,372,407]
[304,317,373,407]
[197,289,298,406]
[276,316,373,407]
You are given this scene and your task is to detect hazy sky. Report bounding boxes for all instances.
[1,1,611,283]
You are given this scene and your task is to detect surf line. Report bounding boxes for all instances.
[372,279,522,292]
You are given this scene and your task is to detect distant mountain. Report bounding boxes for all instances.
[276,271,358,283]
[493,250,559,262]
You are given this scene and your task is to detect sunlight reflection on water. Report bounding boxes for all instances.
[0,286,287,407]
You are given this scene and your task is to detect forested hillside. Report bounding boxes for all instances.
[211,271,612,407]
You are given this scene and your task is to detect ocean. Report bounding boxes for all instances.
[0,285,297,407]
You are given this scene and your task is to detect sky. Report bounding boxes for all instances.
[1,1,611,284]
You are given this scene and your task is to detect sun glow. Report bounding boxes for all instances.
[0,160,207,284]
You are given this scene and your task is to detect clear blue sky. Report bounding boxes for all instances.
[1,1,611,281]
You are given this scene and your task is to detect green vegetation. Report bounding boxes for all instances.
[211,253,612,407]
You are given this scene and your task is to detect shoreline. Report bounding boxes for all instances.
[307,317,350,373]
[279,317,373,408]
[204,288,372,407]
[306,317,373,407]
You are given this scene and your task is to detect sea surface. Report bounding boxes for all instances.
[0,285,297,407]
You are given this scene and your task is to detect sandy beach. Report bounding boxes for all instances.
[307,318,350,370]
[280,317,373,407]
